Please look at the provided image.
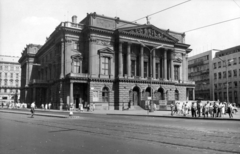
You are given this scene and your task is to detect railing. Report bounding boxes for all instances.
[58,22,83,29]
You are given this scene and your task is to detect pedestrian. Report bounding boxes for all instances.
[45,104,48,110]
[170,103,174,116]
[217,102,223,117]
[213,102,218,118]
[30,102,36,118]
[228,103,233,118]
[191,102,197,117]
[209,103,214,117]
[183,104,188,116]
[197,101,201,117]
[1,101,4,108]
[48,103,51,110]
[79,103,83,112]
[92,102,95,111]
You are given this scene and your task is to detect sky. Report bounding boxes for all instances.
[0,0,240,57]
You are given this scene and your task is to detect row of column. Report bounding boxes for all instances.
[118,42,175,80]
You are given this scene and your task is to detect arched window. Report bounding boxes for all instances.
[175,90,179,100]
[102,87,109,102]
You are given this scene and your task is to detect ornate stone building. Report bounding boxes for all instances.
[19,13,195,110]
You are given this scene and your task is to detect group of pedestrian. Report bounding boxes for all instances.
[41,103,51,110]
[170,101,238,118]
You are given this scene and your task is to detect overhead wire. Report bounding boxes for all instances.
[184,17,240,33]
[116,0,191,29]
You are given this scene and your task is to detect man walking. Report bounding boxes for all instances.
[30,102,36,118]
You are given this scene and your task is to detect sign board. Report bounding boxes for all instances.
[92,91,99,102]
[148,97,152,100]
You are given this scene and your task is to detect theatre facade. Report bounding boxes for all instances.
[19,13,195,110]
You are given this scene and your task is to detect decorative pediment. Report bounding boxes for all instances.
[98,47,114,55]
[71,53,83,60]
[118,25,178,42]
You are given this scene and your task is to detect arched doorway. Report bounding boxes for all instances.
[145,87,152,100]
[156,87,164,100]
[102,87,109,103]
[132,86,140,106]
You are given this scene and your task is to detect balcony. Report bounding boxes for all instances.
[58,22,83,30]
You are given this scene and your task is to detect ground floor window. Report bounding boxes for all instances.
[102,87,109,102]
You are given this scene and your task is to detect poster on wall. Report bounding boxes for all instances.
[92,91,99,102]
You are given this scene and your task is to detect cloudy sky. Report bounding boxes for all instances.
[0,0,240,57]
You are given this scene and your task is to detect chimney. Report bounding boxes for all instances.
[72,15,77,23]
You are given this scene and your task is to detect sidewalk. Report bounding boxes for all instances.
[1,107,240,121]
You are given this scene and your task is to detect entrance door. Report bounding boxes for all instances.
[132,87,140,106]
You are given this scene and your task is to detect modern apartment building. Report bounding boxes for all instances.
[0,55,21,104]
[19,13,195,110]
[212,45,240,106]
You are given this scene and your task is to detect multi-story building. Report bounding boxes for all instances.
[0,55,21,104]
[19,13,195,110]
[188,49,219,100]
[212,45,240,106]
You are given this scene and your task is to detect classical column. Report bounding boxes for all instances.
[171,51,174,81]
[60,40,64,78]
[164,49,167,79]
[89,38,93,75]
[70,82,73,105]
[127,43,131,77]
[33,87,36,103]
[182,53,186,82]
[152,49,156,79]
[185,54,188,81]
[140,45,144,78]
[118,42,123,77]
[193,88,195,100]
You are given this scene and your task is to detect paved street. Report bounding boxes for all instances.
[1,111,240,154]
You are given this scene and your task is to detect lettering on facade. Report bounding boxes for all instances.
[96,18,115,29]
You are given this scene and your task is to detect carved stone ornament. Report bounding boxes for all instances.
[173,53,183,62]
[127,28,165,39]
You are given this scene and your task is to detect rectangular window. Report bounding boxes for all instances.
[214,84,217,89]
[10,66,14,71]
[234,81,237,88]
[144,62,148,78]
[155,63,159,79]
[233,58,237,65]
[73,61,81,73]
[233,69,237,77]
[101,57,109,75]
[131,60,136,76]
[5,66,8,71]
[223,60,226,67]
[228,70,231,77]
[228,59,232,66]
[213,63,216,69]
[218,72,221,79]
[5,73,7,78]
[214,73,217,79]
[0,66,2,70]
[229,82,232,88]
[16,73,19,78]
[223,71,226,78]
[218,62,221,68]
[0,72,1,78]
[218,83,222,89]
[174,65,179,80]
[16,66,19,71]
[10,73,13,78]
[4,80,7,86]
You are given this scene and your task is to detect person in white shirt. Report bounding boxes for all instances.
[30,102,36,118]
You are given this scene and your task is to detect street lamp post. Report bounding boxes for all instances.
[137,40,163,111]
[217,57,233,103]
